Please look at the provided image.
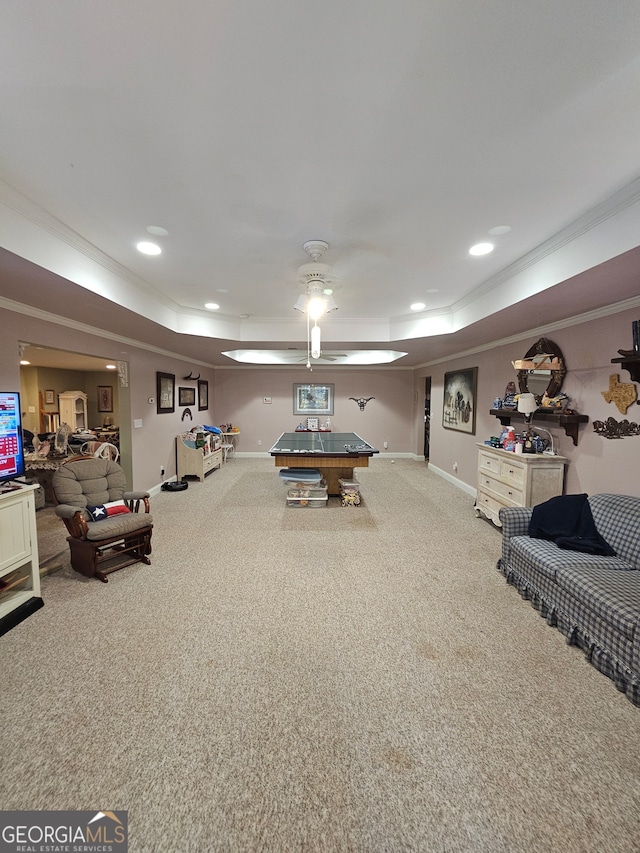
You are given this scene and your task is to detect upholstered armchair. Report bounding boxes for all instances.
[52,455,153,583]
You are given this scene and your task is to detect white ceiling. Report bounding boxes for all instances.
[2,1,640,368]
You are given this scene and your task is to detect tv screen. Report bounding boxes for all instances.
[0,392,26,485]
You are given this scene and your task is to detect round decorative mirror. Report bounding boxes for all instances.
[516,337,566,401]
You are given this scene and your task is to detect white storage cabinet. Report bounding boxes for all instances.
[0,483,43,634]
[58,390,88,432]
[176,433,222,482]
[475,443,566,527]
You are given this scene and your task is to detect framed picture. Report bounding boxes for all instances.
[442,367,478,434]
[293,383,334,416]
[198,379,209,411]
[44,389,55,405]
[179,386,196,407]
[306,417,319,430]
[157,372,175,414]
[97,385,113,412]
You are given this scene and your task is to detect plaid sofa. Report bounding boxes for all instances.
[498,494,640,707]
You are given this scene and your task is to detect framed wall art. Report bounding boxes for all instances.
[442,367,478,434]
[198,379,209,411]
[293,383,334,416]
[44,389,55,405]
[157,372,175,414]
[179,386,196,407]
[97,385,113,413]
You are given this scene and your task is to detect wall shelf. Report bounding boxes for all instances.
[489,408,589,446]
[611,355,640,384]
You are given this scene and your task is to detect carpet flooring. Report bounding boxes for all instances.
[2,458,639,852]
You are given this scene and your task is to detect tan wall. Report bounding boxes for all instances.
[2,302,639,498]
[212,367,415,456]
[416,305,640,498]
[2,309,216,491]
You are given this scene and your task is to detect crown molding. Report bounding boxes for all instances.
[1,294,219,370]
[413,293,640,370]
[452,176,640,316]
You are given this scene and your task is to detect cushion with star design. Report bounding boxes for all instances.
[86,500,131,522]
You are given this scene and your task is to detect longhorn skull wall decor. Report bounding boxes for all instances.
[349,396,375,411]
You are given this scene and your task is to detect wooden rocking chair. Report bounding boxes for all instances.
[52,455,153,583]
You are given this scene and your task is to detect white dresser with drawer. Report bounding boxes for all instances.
[475,443,567,526]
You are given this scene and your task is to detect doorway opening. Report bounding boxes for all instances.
[424,376,431,461]
[19,343,131,491]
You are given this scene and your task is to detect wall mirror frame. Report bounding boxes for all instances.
[515,337,566,402]
[493,336,589,446]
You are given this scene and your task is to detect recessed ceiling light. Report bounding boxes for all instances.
[204,302,220,310]
[488,225,511,236]
[146,225,169,237]
[136,241,161,255]
[410,302,426,311]
[20,360,30,365]
[469,242,494,256]
[105,364,117,370]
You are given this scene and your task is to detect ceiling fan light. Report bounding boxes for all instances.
[311,324,321,359]
[307,295,327,321]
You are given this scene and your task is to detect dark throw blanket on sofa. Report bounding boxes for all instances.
[529,493,616,556]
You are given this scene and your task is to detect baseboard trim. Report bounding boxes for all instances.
[0,597,44,637]
[150,457,477,495]
[150,478,176,496]
[428,463,477,498]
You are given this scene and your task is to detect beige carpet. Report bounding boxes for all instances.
[2,458,639,853]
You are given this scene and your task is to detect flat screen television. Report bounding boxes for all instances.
[0,392,26,486]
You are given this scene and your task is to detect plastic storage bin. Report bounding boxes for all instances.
[338,477,360,494]
[279,468,322,484]
[286,495,328,508]
[287,481,328,499]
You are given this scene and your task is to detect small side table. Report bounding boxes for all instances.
[221,431,239,462]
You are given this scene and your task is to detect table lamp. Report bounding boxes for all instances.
[517,392,538,453]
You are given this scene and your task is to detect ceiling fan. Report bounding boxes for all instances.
[294,241,339,315]
[292,241,340,367]
[282,350,348,363]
